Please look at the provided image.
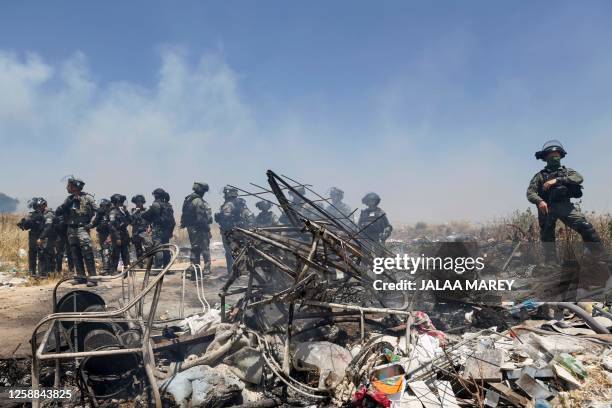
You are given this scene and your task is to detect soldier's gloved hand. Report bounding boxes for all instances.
[543,179,558,191]
[84,223,93,231]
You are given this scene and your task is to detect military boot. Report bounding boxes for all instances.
[188,256,199,281]
[83,250,98,287]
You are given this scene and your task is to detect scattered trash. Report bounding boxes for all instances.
[292,341,352,391]
[25,171,612,407]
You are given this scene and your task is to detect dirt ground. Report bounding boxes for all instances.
[0,254,245,359]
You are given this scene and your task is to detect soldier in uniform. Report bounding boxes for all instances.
[236,198,255,228]
[254,200,279,228]
[180,182,213,278]
[142,188,176,268]
[56,178,98,286]
[108,194,131,272]
[357,192,393,246]
[53,210,74,273]
[130,194,150,264]
[38,199,57,276]
[279,185,310,225]
[326,187,354,224]
[17,197,55,276]
[214,186,242,273]
[91,198,112,274]
[527,140,605,263]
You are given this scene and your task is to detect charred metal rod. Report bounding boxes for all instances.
[228,184,284,210]
[283,238,319,375]
[501,241,522,271]
[405,329,493,378]
[247,274,316,308]
[235,228,325,273]
[302,300,412,316]
[250,246,297,278]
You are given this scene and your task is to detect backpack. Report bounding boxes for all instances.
[181,194,198,226]
[159,201,176,231]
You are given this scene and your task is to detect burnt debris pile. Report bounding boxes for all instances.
[24,171,612,407]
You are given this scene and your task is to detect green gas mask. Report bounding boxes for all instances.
[546,155,561,170]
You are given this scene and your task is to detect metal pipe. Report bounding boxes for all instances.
[38,347,142,360]
[302,299,412,316]
[546,302,610,334]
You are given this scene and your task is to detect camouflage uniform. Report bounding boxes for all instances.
[142,189,175,268]
[57,179,98,284]
[236,198,255,228]
[325,187,354,224]
[215,187,252,273]
[278,186,311,225]
[91,199,111,274]
[53,212,74,273]
[357,192,392,245]
[527,157,603,261]
[38,206,57,275]
[18,198,55,276]
[254,200,279,228]
[108,194,131,272]
[181,182,213,275]
[130,195,151,264]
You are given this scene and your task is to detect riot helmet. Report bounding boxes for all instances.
[67,177,85,191]
[535,140,567,160]
[256,200,272,211]
[223,186,238,199]
[131,194,146,204]
[329,187,344,201]
[110,194,127,205]
[361,192,381,206]
[152,188,167,199]
[28,197,47,210]
[193,182,209,195]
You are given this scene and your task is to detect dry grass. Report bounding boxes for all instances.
[2,210,610,271]
[0,213,28,270]
[394,208,612,250]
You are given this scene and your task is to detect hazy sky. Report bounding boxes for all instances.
[1,1,611,223]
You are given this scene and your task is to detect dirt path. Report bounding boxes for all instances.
[0,258,243,358]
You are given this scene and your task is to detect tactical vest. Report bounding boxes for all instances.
[95,209,111,234]
[131,208,149,234]
[111,207,130,230]
[255,211,275,227]
[158,201,176,231]
[538,167,583,203]
[65,193,96,226]
[359,208,385,234]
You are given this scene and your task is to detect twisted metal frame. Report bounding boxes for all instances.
[31,243,179,408]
